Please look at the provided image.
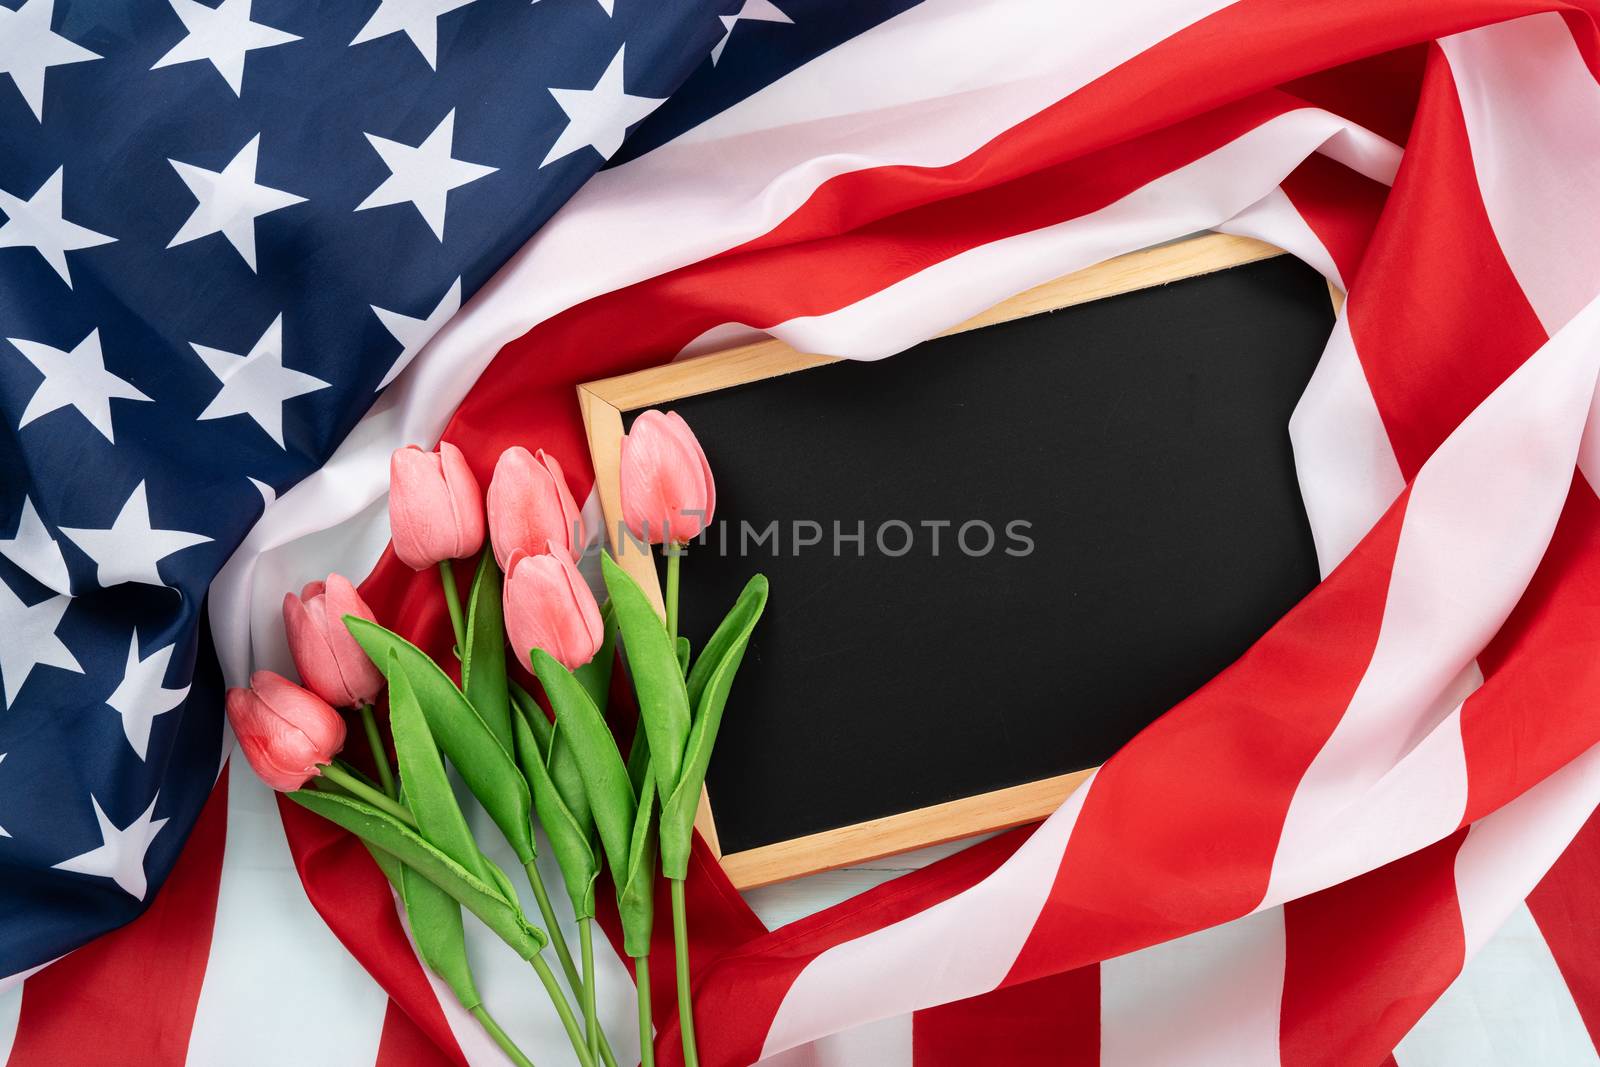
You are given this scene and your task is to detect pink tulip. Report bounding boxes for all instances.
[503,547,604,671]
[226,671,347,792]
[619,410,715,545]
[283,574,385,708]
[389,442,485,569]
[487,446,585,569]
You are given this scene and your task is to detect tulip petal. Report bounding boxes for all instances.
[284,591,356,708]
[323,573,385,706]
[390,446,455,569]
[439,442,485,561]
[227,671,346,791]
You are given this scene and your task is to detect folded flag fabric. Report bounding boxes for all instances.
[4,1,1600,1065]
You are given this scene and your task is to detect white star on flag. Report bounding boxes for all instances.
[0,580,81,708]
[711,0,791,64]
[0,0,101,121]
[0,167,115,287]
[371,277,461,389]
[6,328,152,444]
[168,134,306,272]
[191,313,330,446]
[150,0,300,96]
[540,45,664,167]
[60,481,212,589]
[0,497,71,596]
[356,110,496,240]
[105,631,190,760]
[52,794,169,900]
[350,0,480,71]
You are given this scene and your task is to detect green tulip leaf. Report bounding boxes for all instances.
[288,789,546,960]
[346,616,536,866]
[571,600,618,714]
[661,574,768,877]
[401,863,481,1009]
[512,681,553,758]
[547,724,595,839]
[624,724,650,798]
[684,578,765,714]
[512,682,596,840]
[618,763,659,959]
[600,551,691,804]
[675,635,690,676]
[512,698,598,919]
[387,650,490,882]
[365,841,404,894]
[460,550,512,753]
[531,649,636,884]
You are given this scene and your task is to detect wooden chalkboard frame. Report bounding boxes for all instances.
[578,233,1342,889]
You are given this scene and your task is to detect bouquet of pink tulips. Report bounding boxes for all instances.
[225,412,766,1067]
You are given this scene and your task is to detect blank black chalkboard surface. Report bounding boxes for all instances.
[580,235,1338,888]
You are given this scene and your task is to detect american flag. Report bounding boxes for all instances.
[4,1,1600,1065]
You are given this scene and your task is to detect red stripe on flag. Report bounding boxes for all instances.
[1279,154,1389,285]
[654,829,1034,1067]
[1278,831,1469,1067]
[1344,44,1547,479]
[1525,792,1600,1051]
[1461,481,1600,824]
[7,771,228,1067]
[375,998,462,1067]
[728,0,1542,261]
[911,965,1099,1067]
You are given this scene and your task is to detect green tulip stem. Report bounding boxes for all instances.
[664,546,681,647]
[470,1004,537,1067]
[670,878,699,1067]
[438,559,466,655]
[320,761,414,826]
[532,952,598,1067]
[522,860,581,994]
[580,917,600,1063]
[356,703,397,798]
[521,863,621,1067]
[636,955,656,1067]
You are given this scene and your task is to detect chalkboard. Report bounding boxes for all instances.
[581,237,1336,886]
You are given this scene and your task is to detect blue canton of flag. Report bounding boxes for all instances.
[0,0,758,980]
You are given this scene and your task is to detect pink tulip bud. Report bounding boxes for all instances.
[226,671,347,792]
[619,410,715,545]
[487,446,585,570]
[503,547,604,671]
[389,442,485,569]
[283,574,385,708]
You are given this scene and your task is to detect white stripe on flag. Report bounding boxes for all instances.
[760,772,1096,1059]
[1440,12,1600,335]
[183,760,388,1067]
[1099,907,1286,1067]
[763,110,1398,361]
[1217,185,1345,290]
[756,1015,914,1067]
[0,979,19,1066]
[1394,903,1599,1067]
[1286,314,1407,576]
